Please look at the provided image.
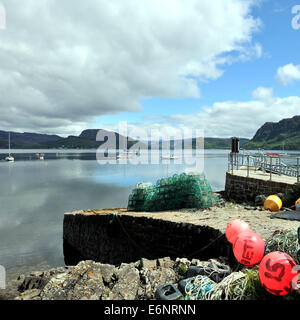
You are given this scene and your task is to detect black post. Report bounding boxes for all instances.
[231,137,240,172]
[270,156,272,181]
[297,158,300,184]
[247,155,250,177]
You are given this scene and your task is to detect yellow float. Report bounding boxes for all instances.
[264,195,282,212]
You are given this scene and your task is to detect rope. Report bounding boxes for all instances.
[186,233,225,258]
[265,230,300,262]
[185,275,216,300]
[106,210,228,261]
[184,270,251,300]
[114,212,154,257]
[206,271,248,300]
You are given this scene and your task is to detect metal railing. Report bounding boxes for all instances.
[228,151,300,183]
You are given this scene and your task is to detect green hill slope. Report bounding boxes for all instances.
[243,115,300,150]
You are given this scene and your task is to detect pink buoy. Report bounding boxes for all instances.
[233,230,265,266]
[225,219,250,244]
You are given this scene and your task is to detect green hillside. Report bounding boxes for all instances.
[243,115,300,150]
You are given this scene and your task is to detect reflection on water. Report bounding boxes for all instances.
[0,148,299,279]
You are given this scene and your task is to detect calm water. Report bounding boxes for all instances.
[0,148,299,278]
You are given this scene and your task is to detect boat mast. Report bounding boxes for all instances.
[8,132,11,156]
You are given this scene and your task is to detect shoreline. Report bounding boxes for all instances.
[2,201,300,300]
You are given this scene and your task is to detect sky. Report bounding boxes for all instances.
[0,0,300,139]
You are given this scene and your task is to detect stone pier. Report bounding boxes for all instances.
[225,169,297,202]
[63,204,300,268]
[63,208,234,267]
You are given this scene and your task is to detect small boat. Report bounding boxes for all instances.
[117,149,134,159]
[5,132,14,162]
[36,153,45,160]
[279,142,288,156]
[5,155,14,162]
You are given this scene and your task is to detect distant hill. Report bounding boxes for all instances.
[0,131,61,149]
[204,137,249,149]
[0,129,250,150]
[47,129,141,149]
[0,129,141,149]
[243,115,300,150]
[146,137,249,149]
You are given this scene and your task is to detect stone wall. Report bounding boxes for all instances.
[225,172,294,202]
[63,212,234,267]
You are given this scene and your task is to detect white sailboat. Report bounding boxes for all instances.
[279,142,288,156]
[5,132,14,162]
[36,153,45,160]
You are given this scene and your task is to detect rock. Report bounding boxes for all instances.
[140,258,157,270]
[17,289,41,300]
[191,259,202,266]
[157,257,174,269]
[29,271,44,277]
[255,195,266,206]
[6,256,241,300]
[17,275,25,281]
[40,261,106,300]
[276,193,284,200]
[0,279,23,300]
[190,259,211,267]
[173,258,191,277]
[139,267,177,300]
[175,258,191,266]
[111,264,140,300]
[97,263,117,286]
[18,276,49,292]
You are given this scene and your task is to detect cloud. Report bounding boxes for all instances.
[0,0,261,135]
[252,86,274,102]
[276,63,300,85]
[100,87,300,140]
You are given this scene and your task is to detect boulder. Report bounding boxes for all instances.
[255,195,266,206]
[111,264,140,300]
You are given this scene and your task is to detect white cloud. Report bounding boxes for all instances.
[252,86,274,102]
[0,0,261,135]
[276,63,300,85]
[101,88,300,139]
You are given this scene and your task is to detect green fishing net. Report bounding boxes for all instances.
[127,172,219,212]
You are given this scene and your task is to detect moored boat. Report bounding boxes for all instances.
[5,132,14,162]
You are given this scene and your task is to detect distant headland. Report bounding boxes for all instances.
[1,115,300,150]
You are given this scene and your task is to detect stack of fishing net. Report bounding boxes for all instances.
[127,172,219,212]
[183,269,270,300]
[265,229,300,264]
[127,182,156,212]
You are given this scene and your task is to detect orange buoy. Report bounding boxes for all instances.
[296,198,300,211]
[264,195,282,212]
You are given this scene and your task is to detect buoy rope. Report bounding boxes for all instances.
[184,270,250,300]
[186,233,225,258]
[114,212,154,257]
[265,230,300,262]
